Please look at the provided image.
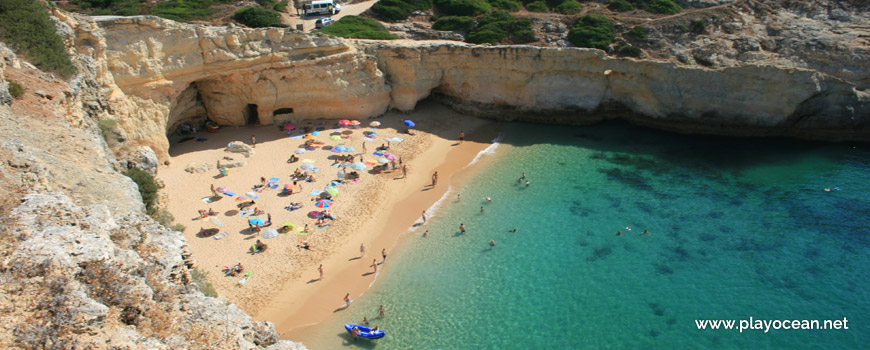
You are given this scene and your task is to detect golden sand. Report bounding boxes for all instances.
[160,102,496,337]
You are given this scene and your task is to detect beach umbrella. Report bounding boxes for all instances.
[302,159,316,163]
[304,134,316,140]
[330,147,343,153]
[295,148,306,154]
[300,163,316,171]
[350,162,367,170]
[248,218,265,226]
[364,131,377,136]
[377,157,389,164]
[403,120,415,127]
[216,186,228,193]
[282,124,296,131]
[330,135,341,140]
[308,211,321,218]
[337,171,346,179]
[338,119,351,126]
[281,221,295,230]
[370,121,381,127]
[312,131,321,136]
[326,187,339,198]
[384,152,397,160]
[315,199,333,208]
[235,196,248,202]
[363,137,374,142]
[262,228,279,239]
[342,130,353,135]
[246,191,259,199]
[335,145,348,152]
[349,120,361,126]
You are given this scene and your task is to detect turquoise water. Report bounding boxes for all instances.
[303,122,870,349]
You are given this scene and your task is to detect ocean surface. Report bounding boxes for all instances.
[300,121,870,349]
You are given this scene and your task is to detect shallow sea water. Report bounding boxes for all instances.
[301,121,870,349]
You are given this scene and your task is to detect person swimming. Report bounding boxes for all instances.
[507,229,516,233]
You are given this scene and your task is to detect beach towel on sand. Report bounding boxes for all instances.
[213,232,229,240]
[238,272,252,285]
[223,191,236,197]
[270,184,279,189]
[269,177,280,183]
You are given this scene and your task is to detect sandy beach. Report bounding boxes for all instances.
[159,101,498,337]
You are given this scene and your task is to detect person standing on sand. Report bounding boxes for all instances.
[459,131,465,143]
[360,243,365,257]
[378,305,386,317]
[457,193,461,202]
[421,210,427,223]
[318,264,323,280]
[266,213,272,226]
[371,259,378,274]
[402,165,407,178]
[381,248,387,263]
[210,184,217,197]
[344,293,351,307]
[251,135,256,148]
[459,223,466,233]
[362,142,367,153]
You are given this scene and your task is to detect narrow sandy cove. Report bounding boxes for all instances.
[159,101,499,337]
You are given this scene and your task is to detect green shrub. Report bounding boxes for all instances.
[97,119,117,138]
[190,268,218,297]
[646,0,680,14]
[5,79,24,99]
[318,16,399,39]
[435,0,492,16]
[273,0,288,11]
[466,10,534,44]
[690,19,706,34]
[255,0,276,6]
[568,14,615,50]
[525,1,548,12]
[487,0,521,11]
[608,0,633,11]
[618,45,642,57]
[171,223,186,232]
[554,0,581,14]
[154,0,217,22]
[233,7,284,27]
[0,0,76,76]
[77,0,143,16]
[433,16,475,31]
[124,168,158,215]
[152,208,175,227]
[372,0,433,21]
[627,25,647,39]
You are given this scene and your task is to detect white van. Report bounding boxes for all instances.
[302,0,341,16]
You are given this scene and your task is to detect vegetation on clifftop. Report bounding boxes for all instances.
[0,0,76,76]
[568,14,616,50]
[233,6,286,27]
[318,16,399,39]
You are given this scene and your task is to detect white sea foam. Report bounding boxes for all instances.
[464,135,501,169]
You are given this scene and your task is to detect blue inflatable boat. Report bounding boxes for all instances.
[345,324,385,339]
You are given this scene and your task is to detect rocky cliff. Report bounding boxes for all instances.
[67,13,866,161]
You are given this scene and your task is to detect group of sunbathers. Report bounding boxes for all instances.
[223,263,244,276]
[198,208,218,218]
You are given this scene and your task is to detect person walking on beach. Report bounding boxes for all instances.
[457,193,461,202]
[459,223,466,234]
[371,259,378,274]
[344,293,351,307]
[459,131,465,143]
[360,243,366,257]
[251,135,256,148]
[381,248,387,263]
[318,264,324,280]
[266,213,272,226]
[362,142,367,153]
[431,171,438,186]
[378,305,386,317]
[421,210,427,223]
[210,184,217,197]
[402,165,407,178]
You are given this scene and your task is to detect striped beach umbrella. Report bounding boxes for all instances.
[315,199,333,208]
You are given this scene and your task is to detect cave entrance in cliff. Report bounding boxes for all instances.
[245,104,260,125]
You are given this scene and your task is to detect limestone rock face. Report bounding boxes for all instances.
[362,41,868,139]
[1,193,307,350]
[69,15,391,160]
[226,140,255,157]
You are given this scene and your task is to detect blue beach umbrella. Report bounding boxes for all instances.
[249,218,265,226]
[312,131,321,136]
[403,120,415,127]
[350,162,367,170]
